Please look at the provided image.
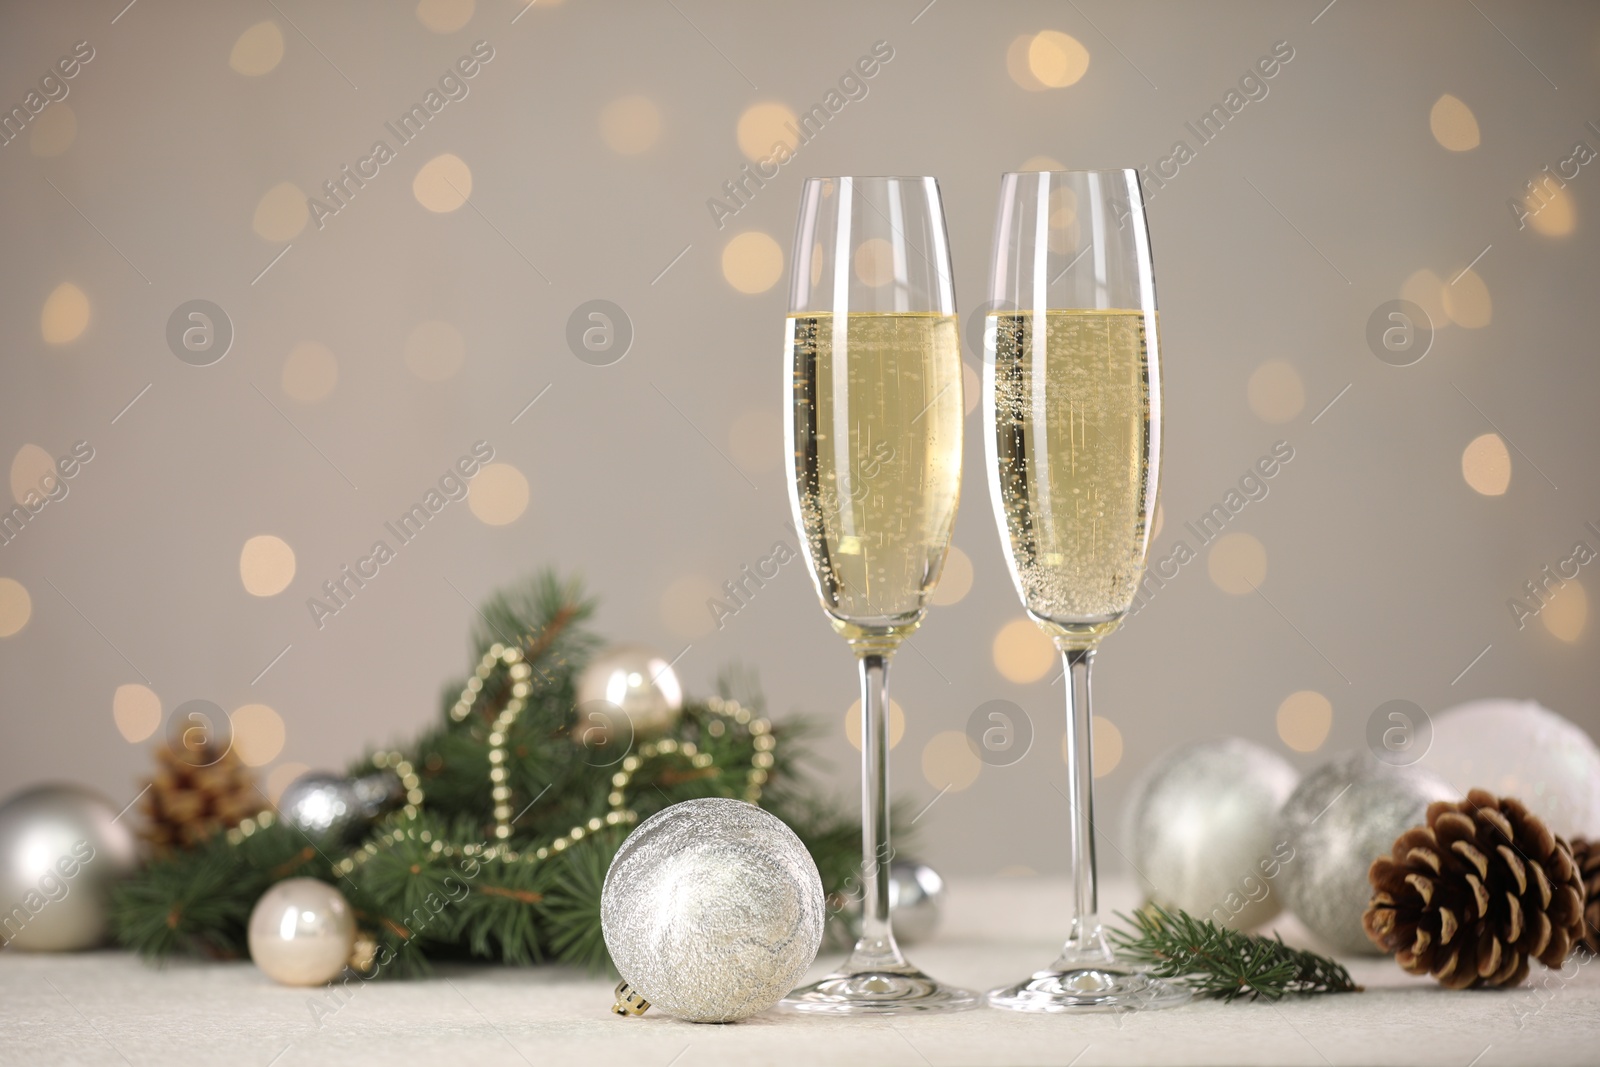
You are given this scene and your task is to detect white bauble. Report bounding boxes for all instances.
[1420,699,1600,840]
[575,644,684,742]
[1126,739,1300,930]
[0,784,139,951]
[247,878,356,986]
[0,783,138,953]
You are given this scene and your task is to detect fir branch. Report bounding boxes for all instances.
[1108,904,1361,1002]
[454,851,555,966]
[111,571,863,979]
[538,830,622,972]
[110,839,254,960]
[469,570,598,668]
[401,724,493,815]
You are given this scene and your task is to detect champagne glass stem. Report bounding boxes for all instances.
[1057,646,1113,965]
[855,651,903,966]
[986,641,1185,1010]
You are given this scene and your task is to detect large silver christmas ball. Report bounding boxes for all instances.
[575,644,684,744]
[1275,752,1455,955]
[248,877,356,986]
[1126,739,1300,930]
[279,770,403,843]
[1419,698,1600,840]
[602,798,824,1022]
[0,783,138,951]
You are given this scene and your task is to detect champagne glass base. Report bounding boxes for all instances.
[781,964,979,1015]
[987,966,1190,1013]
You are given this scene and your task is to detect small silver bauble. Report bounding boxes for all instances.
[1126,738,1300,930]
[278,770,403,843]
[1275,752,1455,955]
[602,798,824,1022]
[886,859,945,945]
[1420,698,1600,840]
[574,644,684,745]
[248,877,357,986]
[837,859,946,946]
[0,783,138,951]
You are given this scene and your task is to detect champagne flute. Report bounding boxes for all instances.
[780,176,975,1015]
[982,170,1187,1012]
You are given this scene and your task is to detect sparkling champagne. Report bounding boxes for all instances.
[985,309,1158,646]
[788,312,963,652]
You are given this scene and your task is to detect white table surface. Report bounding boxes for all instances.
[2,877,1595,1067]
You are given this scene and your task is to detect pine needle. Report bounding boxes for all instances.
[1107,903,1362,1001]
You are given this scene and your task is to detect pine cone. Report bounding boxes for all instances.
[140,744,264,853]
[1572,837,1600,955]
[1363,789,1584,989]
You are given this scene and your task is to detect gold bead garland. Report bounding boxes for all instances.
[226,809,276,843]
[240,642,775,881]
[371,750,425,818]
[450,642,536,840]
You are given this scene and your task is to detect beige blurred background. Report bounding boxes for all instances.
[1,0,1596,879]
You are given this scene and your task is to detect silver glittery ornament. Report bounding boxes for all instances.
[1274,752,1455,955]
[278,770,403,843]
[0,784,139,951]
[574,645,684,745]
[1125,739,1300,930]
[602,798,824,1022]
[248,877,356,986]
